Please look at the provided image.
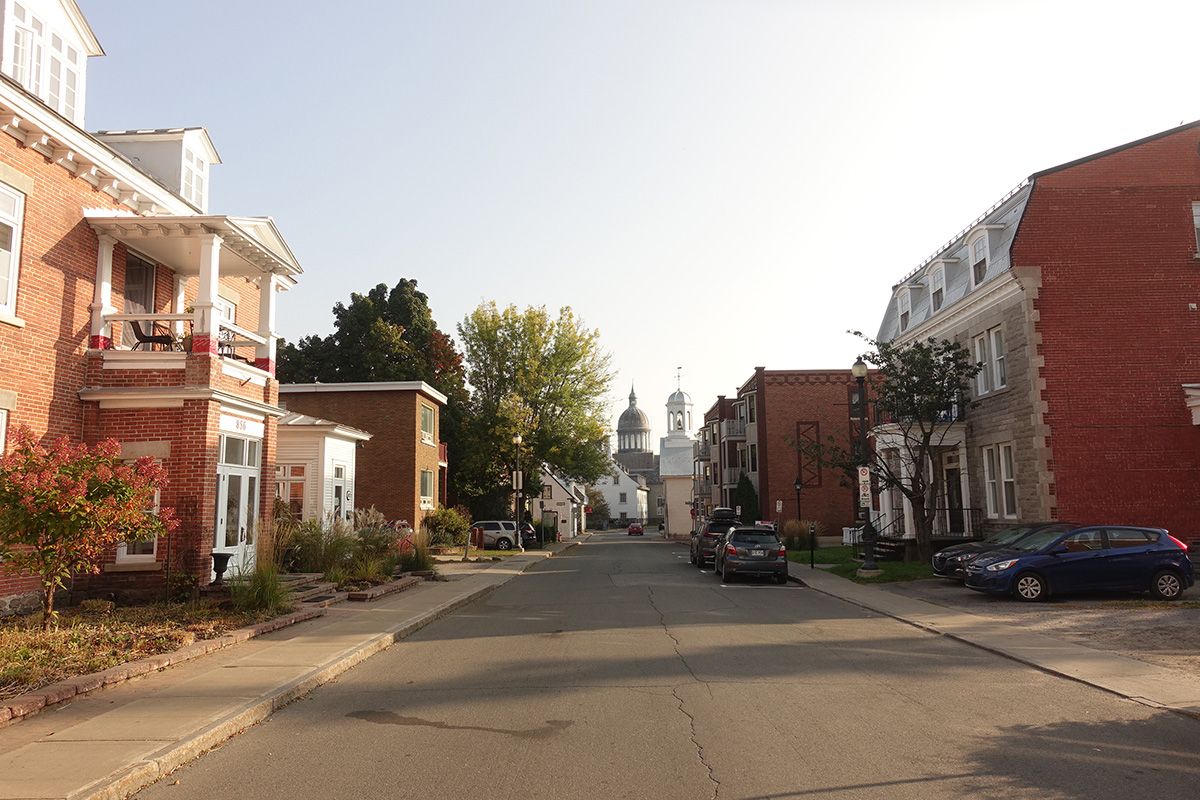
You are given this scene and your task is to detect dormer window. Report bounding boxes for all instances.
[182,149,208,209]
[970,235,989,286]
[898,289,911,331]
[930,267,945,312]
[5,3,89,125]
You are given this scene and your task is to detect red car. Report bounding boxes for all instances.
[628,523,644,536]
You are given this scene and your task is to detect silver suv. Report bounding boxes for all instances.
[472,520,518,550]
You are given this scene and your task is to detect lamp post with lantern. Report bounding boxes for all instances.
[513,433,525,553]
[852,357,882,577]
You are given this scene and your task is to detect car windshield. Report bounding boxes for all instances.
[982,525,1040,546]
[1008,524,1078,552]
[732,532,779,544]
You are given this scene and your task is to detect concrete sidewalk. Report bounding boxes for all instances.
[0,547,569,800]
[792,566,1200,720]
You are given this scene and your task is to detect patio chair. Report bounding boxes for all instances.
[129,320,176,351]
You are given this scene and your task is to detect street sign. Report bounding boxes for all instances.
[776,500,783,513]
[858,465,871,509]
[736,505,742,516]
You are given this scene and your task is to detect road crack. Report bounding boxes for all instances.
[649,587,720,798]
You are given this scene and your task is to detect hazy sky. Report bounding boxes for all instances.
[80,0,1200,446]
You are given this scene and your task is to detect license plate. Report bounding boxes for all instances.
[751,549,765,557]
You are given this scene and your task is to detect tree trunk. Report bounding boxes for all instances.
[40,579,57,631]
[911,495,935,564]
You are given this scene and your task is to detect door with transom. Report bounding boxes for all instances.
[213,433,260,578]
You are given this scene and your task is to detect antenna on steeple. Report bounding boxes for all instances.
[676,367,682,390]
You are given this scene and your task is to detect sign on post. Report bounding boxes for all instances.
[776,500,783,513]
[858,465,871,508]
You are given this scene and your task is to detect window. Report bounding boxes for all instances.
[421,404,435,445]
[1000,444,1016,517]
[181,148,207,208]
[117,459,160,563]
[974,334,991,395]
[0,408,6,452]
[420,469,435,510]
[613,473,619,486]
[746,394,756,424]
[214,296,236,325]
[982,446,999,518]
[1193,202,1200,254]
[898,289,911,331]
[748,443,758,473]
[971,236,988,285]
[930,267,945,312]
[0,184,25,317]
[1107,528,1153,549]
[274,464,306,519]
[542,486,553,500]
[619,492,627,504]
[5,6,82,123]
[990,327,1006,389]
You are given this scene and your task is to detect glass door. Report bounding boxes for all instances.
[213,434,260,579]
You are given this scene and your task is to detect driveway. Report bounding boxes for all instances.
[876,576,1200,677]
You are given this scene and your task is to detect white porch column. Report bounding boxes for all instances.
[88,235,116,348]
[192,234,222,355]
[255,274,278,375]
[172,274,188,337]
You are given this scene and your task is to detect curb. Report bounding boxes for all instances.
[1,608,325,729]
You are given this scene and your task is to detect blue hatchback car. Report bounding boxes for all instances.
[964,524,1194,602]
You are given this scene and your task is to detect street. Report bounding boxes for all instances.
[134,533,1200,800]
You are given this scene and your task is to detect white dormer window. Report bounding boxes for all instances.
[970,235,989,286]
[5,4,85,124]
[930,267,945,313]
[182,149,208,208]
[898,289,911,332]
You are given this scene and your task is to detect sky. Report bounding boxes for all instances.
[79,0,1200,447]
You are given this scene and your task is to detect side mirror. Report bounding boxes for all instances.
[1048,546,1069,556]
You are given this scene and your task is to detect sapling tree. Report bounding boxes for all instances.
[0,427,178,628]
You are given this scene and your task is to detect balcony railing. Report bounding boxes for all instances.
[722,419,746,439]
[102,313,266,366]
[695,440,711,459]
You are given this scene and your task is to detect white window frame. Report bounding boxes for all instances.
[116,459,160,563]
[745,393,756,424]
[970,234,989,287]
[421,404,435,445]
[982,446,1000,518]
[0,183,26,317]
[990,326,1007,390]
[1193,202,1200,256]
[898,289,911,331]
[182,148,207,208]
[930,267,945,312]
[619,492,627,504]
[0,408,7,453]
[748,443,758,473]
[974,334,991,395]
[420,469,435,510]
[1000,443,1017,518]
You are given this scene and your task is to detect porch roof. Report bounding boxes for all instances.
[85,213,303,284]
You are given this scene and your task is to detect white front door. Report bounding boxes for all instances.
[213,434,260,579]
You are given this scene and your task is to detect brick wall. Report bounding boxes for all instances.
[1012,124,1200,542]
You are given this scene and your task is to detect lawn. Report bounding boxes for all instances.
[787,545,936,583]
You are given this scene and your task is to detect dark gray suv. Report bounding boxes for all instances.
[713,526,788,584]
[690,509,738,568]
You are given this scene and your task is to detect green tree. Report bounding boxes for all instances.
[734,472,759,524]
[0,427,178,629]
[585,486,611,528]
[457,303,614,513]
[276,280,471,501]
[797,333,981,564]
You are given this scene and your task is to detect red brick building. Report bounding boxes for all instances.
[278,382,447,531]
[876,120,1200,544]
[695,369,868,537]
[0,1,303,614]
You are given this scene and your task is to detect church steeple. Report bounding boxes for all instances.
[617,382,651,453]
[665,369,693,439]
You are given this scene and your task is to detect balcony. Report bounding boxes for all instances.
[721,419,746,440]
[722,467,742,487]
[694,440,711,460]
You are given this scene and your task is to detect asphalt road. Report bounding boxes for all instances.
[134,533,1200,800]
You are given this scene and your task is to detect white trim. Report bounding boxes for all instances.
[0,182,24,316]
[280,380,448,405]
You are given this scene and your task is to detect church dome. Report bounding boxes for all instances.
[616,386,651,453]
[668,389,691,405]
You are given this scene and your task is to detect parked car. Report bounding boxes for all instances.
[964,524,1194,602]
[713,526,789,584]
[628,523,644,536]
[932,522,1075,579]
[472,520,519,550]
[520,522,537,548]
[690,508,738,567]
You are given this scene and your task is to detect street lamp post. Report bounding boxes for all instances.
[853,358,881,576]
[513,434,525,553]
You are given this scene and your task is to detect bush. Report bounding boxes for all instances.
[289,518,357,577]
[424,506,472,548]
[228,561,293,614]
[398,541,435,573]
[781,519,827,550]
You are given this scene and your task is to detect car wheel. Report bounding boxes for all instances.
[721,562,735,583]
[495,537,512,551]
[1151,569,1184,601]
[1013,572,1047,602]
[689,548,696,564]
[775,572,788,585]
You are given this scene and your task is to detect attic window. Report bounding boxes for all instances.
[182,148,208,208]
[971,236,989,286]
[931,267,945,312]
[898,289,911,331]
